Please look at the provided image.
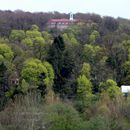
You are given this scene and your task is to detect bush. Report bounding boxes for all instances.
[45,103,85,130]
[74,94,99,113]
[0,91,45,130]
[86,115,110,130]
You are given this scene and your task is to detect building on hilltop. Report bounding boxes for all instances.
[47,13,79,30]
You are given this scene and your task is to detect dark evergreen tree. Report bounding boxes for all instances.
[48,35,81,98]
[0,63,8,110]
[48,35,65,96]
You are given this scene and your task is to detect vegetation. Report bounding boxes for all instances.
[0,11,130,129]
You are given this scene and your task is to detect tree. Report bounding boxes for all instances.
[89,30,100,44]
[9,30,25,43]
[0,44,14,62]
[33,36,46,59]
[81,63,91,79]
[45,103,84,130]
[105,41,127,85]
[122,40,130,84]
[42,31,53,45]
[0,44,14,80]
[11,44,25,74]
[82,44,111,91]
[0,43,14,109]
[0,63,8,110]
[63,33,79,46]
[26,25,41,38]
[122,60,130,84]
[77,75,92,100]
[48,35,66,95]
[21,58,54,93]
[83,44,103,64]
[42,61,54,88]
[103,16,119,32]
[77,63,92,100]
[99,79,121,98]
[31,24,39,31]
[22,38,33,46]
[99,79,117,92]
[20,79,29,93]
[22,25,47,60]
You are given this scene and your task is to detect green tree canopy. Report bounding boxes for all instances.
[81,63,91,79]
[31,24,40,31]
[99,79,121,98]
[22,25,47,60]
[77,75,92,100]
[63,33,79,46]
[45,103,84,130]
[83,44,103,64]
[89,30,100,44]
[21,58,54,90]
[9,30,25,43]
[0,44,14,63]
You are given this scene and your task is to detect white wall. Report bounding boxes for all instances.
[121,85,130,93]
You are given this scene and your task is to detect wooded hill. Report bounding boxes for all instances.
[0,10,130,130]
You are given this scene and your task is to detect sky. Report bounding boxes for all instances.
[0,0,129,19]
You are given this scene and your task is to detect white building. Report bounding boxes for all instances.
[47,13,79,30]
[121,85,130,93]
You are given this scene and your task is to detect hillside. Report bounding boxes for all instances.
[0,11,130,130]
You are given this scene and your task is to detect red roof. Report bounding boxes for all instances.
[50,19,70,22]
[48,18,78,23]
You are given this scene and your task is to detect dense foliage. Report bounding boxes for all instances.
[0,10,130,129]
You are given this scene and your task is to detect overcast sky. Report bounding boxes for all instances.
[0,0,129,19]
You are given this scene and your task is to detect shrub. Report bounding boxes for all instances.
[45,103,85,130]
[0,91,45,130]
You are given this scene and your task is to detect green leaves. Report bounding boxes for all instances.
[0,44,13,61]
[63,33,79,46]
[26,30,42,39]
[77,63,92,100]
[77,75,92,100]
[45,103,84,130]
[43,61,54,87]
[31,24,39,31]
[0,44,14,70]
[21,58,54,91]
[89,30,100,44]
[99,79,121,98]
[20,79,30,93]
[9,30,25,43]
[21,25,48,60]
[99,79,117,92]
[81,63,91,79]
[83,44,102,64]
[22,38,33,46]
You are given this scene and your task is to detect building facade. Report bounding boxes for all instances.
[47,13,79,30]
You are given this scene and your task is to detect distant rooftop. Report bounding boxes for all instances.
[47,13,79,30]
[48,18,78,23]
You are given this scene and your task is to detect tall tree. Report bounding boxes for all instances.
[76,63,92,100]
[0,43,14,109]
[21,58,54,94]
[99,79,121,98]
[48,35,65,96]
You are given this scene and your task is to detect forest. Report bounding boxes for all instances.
[0,10,130,130]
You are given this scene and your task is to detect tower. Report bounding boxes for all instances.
[69,12,74,21]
